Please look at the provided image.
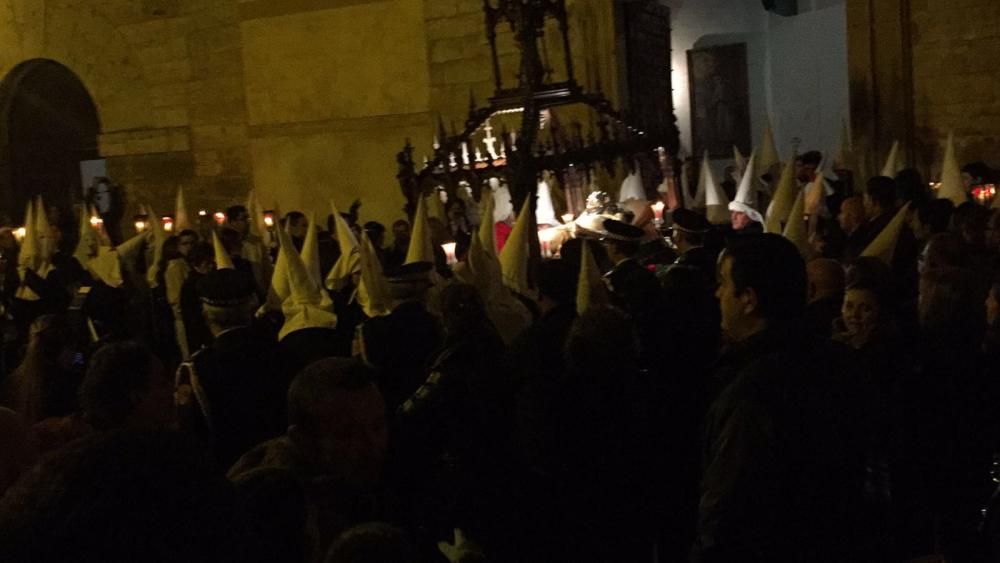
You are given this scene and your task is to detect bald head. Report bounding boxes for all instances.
[838,196,865,235]
[807,258,846,303]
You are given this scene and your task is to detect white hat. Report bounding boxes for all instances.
[728,151,763,224]
[937,132,966,206]
[325,201,361,292]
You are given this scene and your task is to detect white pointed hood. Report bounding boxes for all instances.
[73,204,99,265]
[406,194,435,265]
[276,214,337,341]
[937,133,967,206]
[174,186,190,230]
[499,196,534,298]
[356,231,393,318]
[881,141,901,177]
[782,189,810,258]
[536,178,559,226]
[759,120,780,174]
[728,151,763,224]
[325,201,361,292]
[213,231,235,270]
[618,164,645,203]
[765,158,798,234]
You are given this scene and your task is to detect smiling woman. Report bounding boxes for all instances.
[0,59,100,227]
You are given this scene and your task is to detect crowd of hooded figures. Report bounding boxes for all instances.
[0,132,999,563]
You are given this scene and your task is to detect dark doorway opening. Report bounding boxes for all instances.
[0,59,100,226]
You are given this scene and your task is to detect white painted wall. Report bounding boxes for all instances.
[665,0,848,169]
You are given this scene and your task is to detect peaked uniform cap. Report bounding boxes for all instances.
[729,151,763,224]
[601,218,644,241]
[406,194,435,265]
[213,231,235,270]
[499,196,534,297]
[937,133,967,206]
[861,203,911,265]
[671,208,711,234]
[34,195,53,262]
[325,201,361,291]
[198,268,256,307]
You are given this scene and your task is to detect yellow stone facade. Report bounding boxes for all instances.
[0,0,619,228]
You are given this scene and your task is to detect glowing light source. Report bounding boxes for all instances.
[162,216,174,232]
[13,227,25,242]
[263,211,275,228]
[198,209,207,217]
[652,201,665,222]
[213,211,226,226]
[90,215,104,229]
[133,215,149,233]
[441,242,457,265]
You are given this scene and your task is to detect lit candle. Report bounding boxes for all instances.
[13,227,25,242]
[89,215,103,229]
[652,201,665,222]
[198,209,207,217]
[263,211,275,228]
[441,242,457,265]
[162,216,174,232]
[561,213,574,224]
[213,211,226,226]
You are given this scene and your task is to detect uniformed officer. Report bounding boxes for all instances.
[669,208,718,283]
[176,267,281,467]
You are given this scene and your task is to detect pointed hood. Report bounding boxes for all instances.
[759,120,780,173]
[16,198,47,301]
[861,203,912,265]
[300,213,322,287]
[34,196,53,262]
[246,189,265,238]
[74,204,99,265]
[276,214,337,341]
[536,178,559,225]
[804,166,827,216]
[680,159,695,208]
[499,196,533,298]
[426,189,447,224]
[325,201,361,291]
[765,159,799,233]
[728,151,763,224]
[269,220,292,304]
[174,186,190,231]
[86,247,124,288]
[733,145,747,174]
[356,231,392,318]
[145,202,167,286]
[479,188,498,256]
[835,118,853,170]
[576,239,608,315]
[116,231,149,270]
[782,189,810,257]
[881,141,901,178]
[213,231,235,270]
[698,153,730,225]
[406,194,435,265]
[937,133,967,206]
[618,164,645,202]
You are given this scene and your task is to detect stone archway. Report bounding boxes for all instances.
[0,59,100,225]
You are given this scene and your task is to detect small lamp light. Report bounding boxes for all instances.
[213,211,226,226]
[134,214,149,233]
[263,210,275,228]
[162,216,174,233]
[13,227,26,242]
[441,242,457,265]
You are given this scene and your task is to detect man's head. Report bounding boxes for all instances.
[218,227,244,258]
[187,242,215,275]
[716,234,806,342]
[729,211,752,231]
[198,269,259,336]
[600,219,643,263]
[226,205,250,238]
[671,208,711,253]
[391,220,410,249]
[177,229,198,257]
[79,342,174,432]
[911,199,954,242]
[806,258,845,303]
[864,176,897,220]
[919,232,968,275]
[838,196,866,235]
[363,221,386,248]
[961,161,992,190]
[284,212,308,240]
[796,150,823,184]
[287,358,387,490]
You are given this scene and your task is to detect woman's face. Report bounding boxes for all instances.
[842,288,880,338]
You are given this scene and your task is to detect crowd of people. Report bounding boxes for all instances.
[0,146,998,563]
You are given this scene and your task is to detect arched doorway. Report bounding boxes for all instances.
[0,59,100,227]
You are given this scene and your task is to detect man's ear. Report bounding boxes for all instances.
[741,286,760,316]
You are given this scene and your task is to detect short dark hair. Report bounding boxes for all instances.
[288,358,378,431]
[865,176,897,210]
[722,234,806,322]
[218,227,242,254]
[226,205,248,222]
[916,199,954,234]
[177,229,198,241]
[960,161,993,184]
[283,212,306,227]
[79,341,159,431]
[363,221,385,235]
[188,241,214,267]
[799,151,823,167]
[894,168,928,206]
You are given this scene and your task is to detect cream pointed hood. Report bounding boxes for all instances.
[174,186,190,230]
[576,239,608,315]
[145,202,167,286]
[499,196,534,298]
[299,213,323,287]
[835,119,853,171]
[213,231,235,270]
[406,194,436,265]
[325,201,361,292]
[759,120,780,173]
[733,145,747,174]
[728,151,763,224]
[697,153,730,225]
[881,141,901,178]
[765,158,798,234]
[356,231,393,318]
[861,203,911,265]
[782,189,810,258]
[73,204,99,265]
[937,133,967,206]
[276,214,337,341]
[479,188,498,257]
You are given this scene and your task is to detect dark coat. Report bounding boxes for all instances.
[696,324,867,563]
[803,295,843,338]
[604,258,664,366]
[360,301,442,412]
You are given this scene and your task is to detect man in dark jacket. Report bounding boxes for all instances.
[695,234,866,562]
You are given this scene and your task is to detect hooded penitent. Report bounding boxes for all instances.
[765,156,799,234]
[782,189,810,258]
[356,231,392,318]
[728,151,763,224]
[861,203,912,265]
[881,141,901,178]
[759,120,780,174]
[499,196,534,298]
[937,133,967,206]
[576,239,608,315]
[213,231,235,270]
[406,194,436,265]
[536,178,559,226]
[174,185,190,231]
[696,152,731,225]
[276,213,337,341]
[325,201,361,292]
